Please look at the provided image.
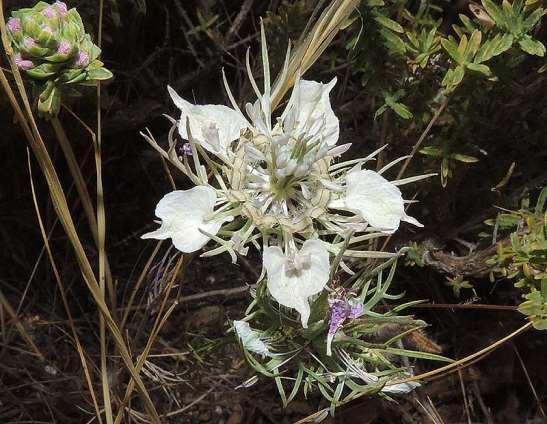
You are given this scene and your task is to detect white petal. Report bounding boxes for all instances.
[167,86,247,156]
[338,169,421,233]
[142,186,227,253]
[381,381,420,394]
[291,78,339,146]
[264,240,330,328]
[233,320,272,357]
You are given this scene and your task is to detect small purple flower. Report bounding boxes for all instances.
[7,17,22,33]
[54,1,69,17]
[42,6,58,19]
[23,37,36,49]
[75,50,90,67]
[57,40,71,55]
[326,298,364,356]
[14,53,34,70]
[178,142,193,157]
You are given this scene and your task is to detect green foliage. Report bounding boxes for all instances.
[420,144,479,187]
[6,1,113,117]
[234,257,451,411]
[488,188,547,329]
[445,275,474,298]
[346,0,545,187]
[404,242,426,267]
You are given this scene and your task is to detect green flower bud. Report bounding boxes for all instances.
[5,1,113,118]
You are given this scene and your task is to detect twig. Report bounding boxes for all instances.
[396,95,450,180]
[225,0,254,44]
[178,286,250,304]
[511,342,546,417]
[162,388,214,418]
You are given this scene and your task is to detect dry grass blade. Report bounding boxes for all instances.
[50,117,116,309]
[271,0,359,110]
[0,4,159,421]
[96,0,113,421]
[114,255,185,424]
[0,290,44,361]
[27,151,104,424]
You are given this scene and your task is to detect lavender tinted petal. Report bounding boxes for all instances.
[7,17,22,33]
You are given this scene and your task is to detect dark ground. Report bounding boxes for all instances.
[1,0,547,423]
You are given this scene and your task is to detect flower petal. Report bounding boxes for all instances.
[142,186,226,253]
[381,381,421,394]
[338,169,422,233]
[233,320,272,357]
[168,86,247,156]
[291,78,339,146]
[264,240,330,328]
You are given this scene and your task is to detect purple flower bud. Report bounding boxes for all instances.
[328,299,351,336]
[57,40,71,55]
[42,6,58,19]
[75,50,90,68]
[349,303,364,319]
[14,53,34,70]
[23,37,36,48]
[176,141,193,157]
[326,296,364,356]
[7,17,22,33]
[54,2,69,17]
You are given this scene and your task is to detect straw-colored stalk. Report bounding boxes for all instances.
[0,2,160,422]
[271,0,360,110]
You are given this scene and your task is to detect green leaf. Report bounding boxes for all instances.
[497,213,521,229]
[384,347,453,362]
[459,14,477,32]
[475,33,514,63]
[451,153,480,163]
[374,14,404,33]
[420,146,444,157]
[482,0,508,29]
[374,104,388,120]
[535,187,547,214]
[390,102,413,119]
[467,62,492,76]
[86,67,114,81]
[25,63,59,79]
[380,28,407,54]
[523,7,546,31]
[441,37,463,63]
[518,37,546,56]
[465,30,483,62]
[37,86,61,118]
[453,65,466,85]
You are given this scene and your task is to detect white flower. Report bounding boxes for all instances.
[233,320,272,357]
[263,240,330,328]
[329,168,422,233]
[288,78,339,147]
[142,186,231,253]
[168,86,247,156]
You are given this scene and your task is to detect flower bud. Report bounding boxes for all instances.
[57,40,71,55]
[7,17,21,33]
[75,50,90,68]
[54,1,69,17]
[14,53,34,70]
[42,6,57,19]
[23,37,36,48]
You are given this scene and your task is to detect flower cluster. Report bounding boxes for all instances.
[141,27,438,407]
[143,26,432,344]
[6,1,113,116]
[143,56,428,318]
